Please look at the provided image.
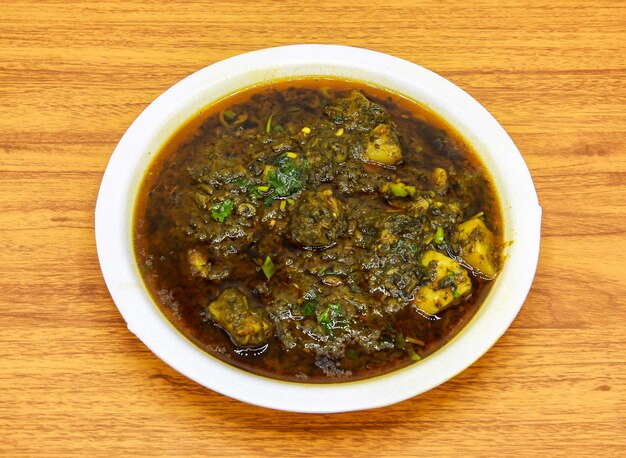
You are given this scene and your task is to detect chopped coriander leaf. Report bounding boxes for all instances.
[261,256,276,280]
[317,307,334,335]
[236,179,263,200]
[211,199,233,222]
[317,304,343,327]
[267,156,303,198]
[329,303,343,314]
[301,301,317,316]
[316,302,344,334]
[317,306,331,325]
[433,226,445,244]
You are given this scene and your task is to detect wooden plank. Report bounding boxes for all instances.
[1,0,624,455]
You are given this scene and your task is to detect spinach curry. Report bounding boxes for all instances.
[134,79,503,382]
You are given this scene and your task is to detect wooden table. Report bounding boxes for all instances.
[2,1,624,455]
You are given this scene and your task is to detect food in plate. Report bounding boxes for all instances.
[133,78,502,382]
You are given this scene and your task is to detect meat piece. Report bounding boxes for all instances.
[364,124,402,166]
[187,248,231,281]
[453,216,497,279]
[413,250,472,315]
[207,288,271,348]
[287,190,347,249]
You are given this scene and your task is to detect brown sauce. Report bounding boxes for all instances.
[134,78,503,382]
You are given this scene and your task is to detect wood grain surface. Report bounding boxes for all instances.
[1,0,625,456]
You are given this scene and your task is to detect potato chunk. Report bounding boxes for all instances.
[364,124,402,166]
[454,217,497,278]
[187,248,210,278]
[413,251,472,315]
[187,248,231,281]
[431,167,448,191]
[208,288,271,347]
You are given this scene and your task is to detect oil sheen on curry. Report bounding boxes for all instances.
[134,78,503,382]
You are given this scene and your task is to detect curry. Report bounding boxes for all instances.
[134,78,503,382]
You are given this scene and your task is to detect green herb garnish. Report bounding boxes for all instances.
[389,182,416,197]
[210,199,233,222]
[301,301,317,316]
[317,307,331,325]
[267,156,303,198]
[406,345,421,361]
[433,226,444,244]
[265,114,273,133]
[223,110,237,121]
[396,331,421,361]
[329,303,342,314]
[235,179,263,201]
[317,303,344,335]
[261,256,276,280]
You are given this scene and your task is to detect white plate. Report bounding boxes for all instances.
[95,45,541,413]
